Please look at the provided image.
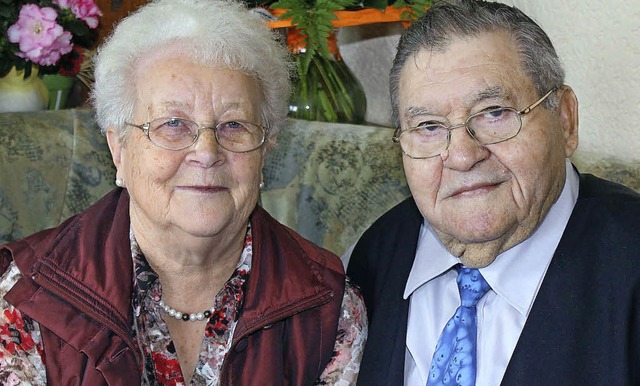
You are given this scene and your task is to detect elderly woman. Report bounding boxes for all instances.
[0,0,367,384]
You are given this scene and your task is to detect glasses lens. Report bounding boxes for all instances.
[215,121,265,152]
[467,108,521,145]
[149,118,198,150]
[399,124,449,158]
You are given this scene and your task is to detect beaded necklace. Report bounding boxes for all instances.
[154,295,215,322]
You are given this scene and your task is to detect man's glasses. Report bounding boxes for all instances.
[393,89,556,159]
[126,117,268,153]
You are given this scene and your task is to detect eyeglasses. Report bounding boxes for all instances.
[392,89,556,159]
[125,117,268,152]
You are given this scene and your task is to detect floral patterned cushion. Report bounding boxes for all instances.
[262,119,410,255]
[0,109,115,243]
[1,109,639,255]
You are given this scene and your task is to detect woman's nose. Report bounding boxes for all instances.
[186,128,224,167]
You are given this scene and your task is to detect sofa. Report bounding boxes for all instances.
[0,109,410,255]
[1,108,639,256]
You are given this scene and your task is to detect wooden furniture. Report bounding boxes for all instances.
[267,6,412,29]
[92,2,412,48]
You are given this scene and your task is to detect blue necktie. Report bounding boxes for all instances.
[426,266,491,386]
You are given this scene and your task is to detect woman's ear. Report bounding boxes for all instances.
[106,127,124,171]
[557,85,579,158]
[262,133,277,157]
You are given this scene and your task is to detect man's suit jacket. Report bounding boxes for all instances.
[347,173,640,385]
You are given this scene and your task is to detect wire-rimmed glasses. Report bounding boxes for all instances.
[392,89,556,159]
[125,117,268,153]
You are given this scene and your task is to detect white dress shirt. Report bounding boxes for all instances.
[403,161,579,386]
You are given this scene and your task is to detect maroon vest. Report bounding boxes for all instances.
[1,189,345,385]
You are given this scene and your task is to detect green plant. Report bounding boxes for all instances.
[269,0,354,74]
[391,0,431,20]
[289,53,366,123]
[245,0,431,123]
[266,0,431,73]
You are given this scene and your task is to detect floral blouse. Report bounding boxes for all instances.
[0,225,367,385]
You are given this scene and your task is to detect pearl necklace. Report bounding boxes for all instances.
[154,295,215,322]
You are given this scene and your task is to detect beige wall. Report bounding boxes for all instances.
[506,0,640,164]
[340,1,640,165]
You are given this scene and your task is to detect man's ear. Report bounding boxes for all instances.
[557,85,579,158]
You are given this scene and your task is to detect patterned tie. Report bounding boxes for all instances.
[426,266,491,386]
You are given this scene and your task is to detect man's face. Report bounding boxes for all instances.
[397,30,578,267]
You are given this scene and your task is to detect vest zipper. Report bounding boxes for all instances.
[32,259,143,367]
[219,289,334,383]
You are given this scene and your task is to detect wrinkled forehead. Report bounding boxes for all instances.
[131,44,260,99]
[405,31,523,77]
[132,39,259,81]
[398,31,535,108]
[129,62,263,125]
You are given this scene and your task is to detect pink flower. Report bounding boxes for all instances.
[54,0,103,29]
[7,4,73,66]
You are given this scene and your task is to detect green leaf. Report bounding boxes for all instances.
[393,0,431,20]
[360,0,387,11]
[273,0,360,60]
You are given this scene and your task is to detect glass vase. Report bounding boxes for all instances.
[42,74,75,110]
[287,29,366,124]
[0,66,49,113]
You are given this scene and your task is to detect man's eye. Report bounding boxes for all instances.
[415,122,444,132]
[484,108,507,119]
[473,108,517,124]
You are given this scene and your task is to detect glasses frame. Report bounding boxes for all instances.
[393,88,557,159]
[125,117,269,153]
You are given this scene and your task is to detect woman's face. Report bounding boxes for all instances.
[107,56,266,242]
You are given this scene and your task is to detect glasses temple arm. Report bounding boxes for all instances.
[520,88,556,115]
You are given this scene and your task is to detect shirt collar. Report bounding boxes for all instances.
[130,223,254,302]
[404,160,579,316]
[130,227,158,298]
[404,223,459,299]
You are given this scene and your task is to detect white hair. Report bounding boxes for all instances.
[91,0,291,144]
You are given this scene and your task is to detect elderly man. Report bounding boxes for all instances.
[346,1,640,385]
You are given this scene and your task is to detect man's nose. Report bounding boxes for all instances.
[441,124,489,170]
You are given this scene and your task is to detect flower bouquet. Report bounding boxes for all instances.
[1,0,102,76]
[0,0,102,111]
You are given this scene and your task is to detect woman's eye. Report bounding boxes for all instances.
[223,121,243,129]
[218,121,248,133]
[156,119,192,136]
[165,119,183,127]
[157,118,187,128]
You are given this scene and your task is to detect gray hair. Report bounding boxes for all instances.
[91,0,291,145]
[389,0,565,128]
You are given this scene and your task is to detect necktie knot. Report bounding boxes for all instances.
[457,267,491,308]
